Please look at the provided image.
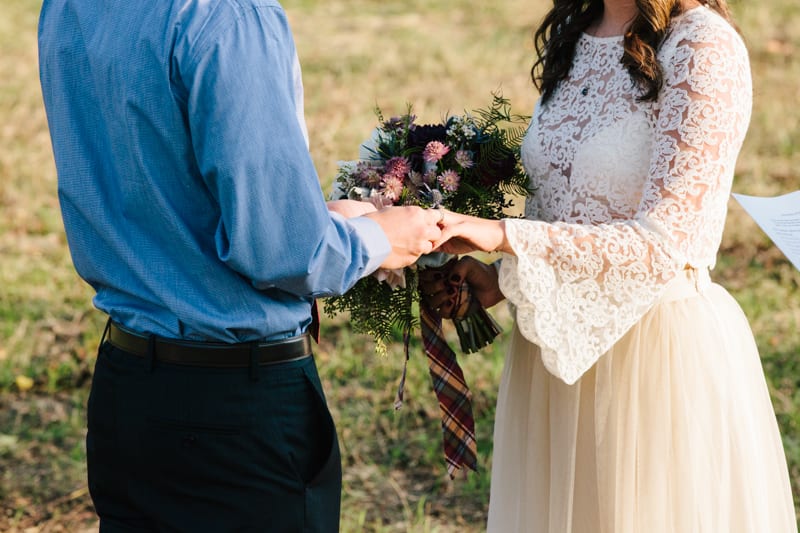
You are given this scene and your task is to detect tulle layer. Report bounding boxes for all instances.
[487,274,797,533]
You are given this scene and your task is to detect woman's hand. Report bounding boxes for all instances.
[434,210,514,256]
[419,256,504,319]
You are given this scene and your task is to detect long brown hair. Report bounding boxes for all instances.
[532,0,737,103]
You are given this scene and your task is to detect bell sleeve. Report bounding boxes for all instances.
[498,19,752,384]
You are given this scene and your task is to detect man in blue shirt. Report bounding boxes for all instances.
[38,0,443,530]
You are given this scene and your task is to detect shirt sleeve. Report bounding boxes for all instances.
[498,18,752,384]
[176,4,389,297]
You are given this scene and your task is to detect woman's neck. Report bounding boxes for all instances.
[587,0,704,37]
[588,0,638,37]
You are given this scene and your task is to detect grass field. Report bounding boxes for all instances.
[1,0,798,531]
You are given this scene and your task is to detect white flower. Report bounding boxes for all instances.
[346,186,372,201]
[373,268,406,290]
[455,150,474,168]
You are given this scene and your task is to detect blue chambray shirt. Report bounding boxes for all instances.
[38,0,390,342]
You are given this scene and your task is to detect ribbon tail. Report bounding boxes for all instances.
[420,303,478,478]
[394,326,412,410]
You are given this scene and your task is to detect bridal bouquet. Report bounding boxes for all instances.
[325,93,531,356]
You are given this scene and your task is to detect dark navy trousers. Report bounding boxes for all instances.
[86,341,341,532]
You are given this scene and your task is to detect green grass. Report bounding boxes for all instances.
[1,0,799,531]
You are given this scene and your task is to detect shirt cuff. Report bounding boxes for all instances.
[337,213,391,276]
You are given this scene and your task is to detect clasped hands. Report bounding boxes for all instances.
[328,200,508,319]
[327,199,445,269]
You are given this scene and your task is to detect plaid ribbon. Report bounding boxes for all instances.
[419,301,478,478]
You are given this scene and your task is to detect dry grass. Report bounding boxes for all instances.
[1,0,798,531]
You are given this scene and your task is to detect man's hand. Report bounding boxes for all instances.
[365,206,443,269]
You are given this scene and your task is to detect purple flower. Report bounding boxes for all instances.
[423,141,450,163]
[356,163,383,187]
[383,115,415,132]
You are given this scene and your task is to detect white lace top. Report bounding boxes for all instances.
[498,6,752,384]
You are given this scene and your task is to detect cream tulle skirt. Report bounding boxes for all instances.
[487,270,797,532]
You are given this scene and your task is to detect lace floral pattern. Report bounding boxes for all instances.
[498,7,752,384]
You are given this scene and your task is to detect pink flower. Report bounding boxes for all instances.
[383,156,411,178]
[423,141,450,163]
[438,170,461,193]
[381,175,405,203]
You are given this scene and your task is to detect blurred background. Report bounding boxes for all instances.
[1,0,798,531]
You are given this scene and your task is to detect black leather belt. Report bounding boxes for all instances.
[107,322,313,367]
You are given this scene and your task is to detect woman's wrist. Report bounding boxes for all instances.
[477,259,505,307]
[494,220,513,255]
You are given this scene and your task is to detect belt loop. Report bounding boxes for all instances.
[249,342,260,382]
[146,334,156,373]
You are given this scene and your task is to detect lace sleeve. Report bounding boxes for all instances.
[498,18,752,384]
